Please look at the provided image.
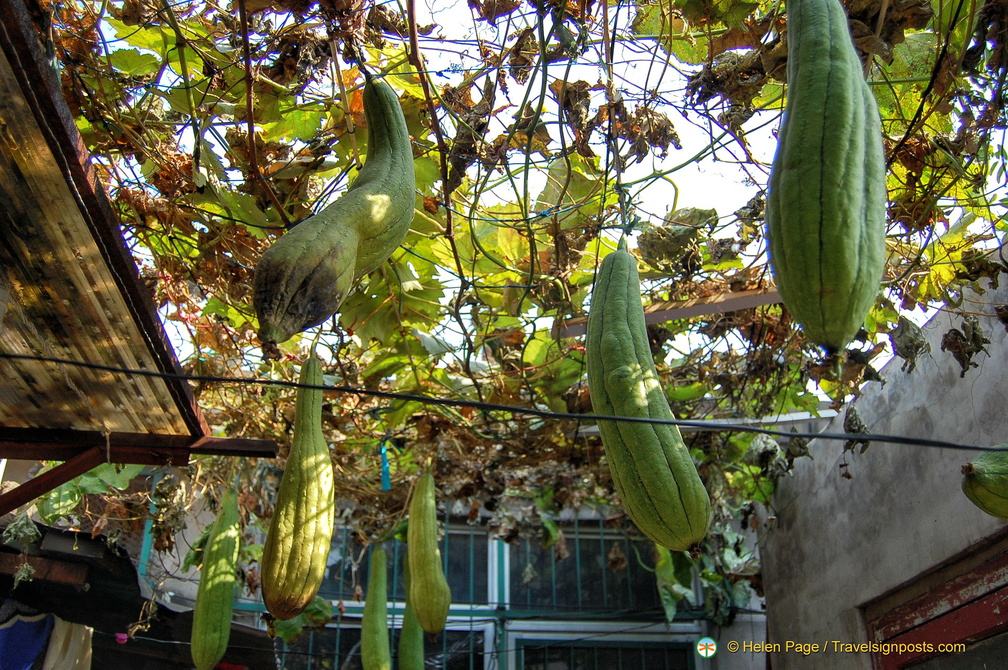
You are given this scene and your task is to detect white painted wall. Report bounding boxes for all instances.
[759,283,1008,669]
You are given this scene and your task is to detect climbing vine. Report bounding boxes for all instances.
[25,0,1008,622]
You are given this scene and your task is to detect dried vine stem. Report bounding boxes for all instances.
[238,0,291,228]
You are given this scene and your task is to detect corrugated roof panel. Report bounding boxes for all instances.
[0,35,192,437]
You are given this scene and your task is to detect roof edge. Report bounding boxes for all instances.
[0,0,207,437]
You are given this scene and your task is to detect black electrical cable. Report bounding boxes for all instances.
[2,351,1001,453]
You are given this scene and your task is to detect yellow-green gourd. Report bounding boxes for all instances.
[397,561,425,670]
[260,352,336,620]
[406,472,452,633]
[962,448,1008,519]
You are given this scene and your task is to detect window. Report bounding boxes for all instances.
[268,517,690,670]
[509,520,664,615]
[863,532,1008,669]
[278,624,488,670]
[517,639,691,670]
[320,525,491,605]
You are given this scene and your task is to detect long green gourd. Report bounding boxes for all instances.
[406,472,452,633]
[253,74,415,353]
[765,0,887,353]
[397,561,425,670]
[260,352,336,620]
[961,448,1008,518]
[190,489,241,670]
[361,545,391,670]
[586,237,711,552]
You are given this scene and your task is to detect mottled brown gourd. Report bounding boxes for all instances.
[764,0,887,353]
[406,472,452,633]
[253,74,415,355]
[585,237,711,552]
[259,352,336,620]
[190,489,241,670]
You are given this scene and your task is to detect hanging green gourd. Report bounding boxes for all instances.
[406,472,452,633]
[764,0,888,354]
[190,489,241,670]
[361,545,391,670]
[585,237,711,552]
[260,351,336,620]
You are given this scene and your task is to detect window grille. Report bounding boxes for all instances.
[516,639,692,670]
[267,512,696,669]
[320,525,491,605]
[276,624,488,670]
[509,516,666,617]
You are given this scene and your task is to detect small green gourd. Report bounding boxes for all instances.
[190,489,241,670]
[406,472,452,633]
[361,545,391,670]
[962,448,1008,519]
[397,561,425,670]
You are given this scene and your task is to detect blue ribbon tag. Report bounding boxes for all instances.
[380,440,391,491]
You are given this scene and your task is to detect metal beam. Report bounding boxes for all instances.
[0,428,277,517]
[0,446,106,517]
[0,426,277,462]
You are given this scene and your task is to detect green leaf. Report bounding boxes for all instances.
[105,18,167,54]
[77,472,112,495]
[2,514,41,547]
[38,480,82,525]
[340,279,401,346]
[540,517,561,549]
[382,400,426,428]
[654,544,696,622]
[272,616,305,642]
[182,525,212,572]
[631,1,709,65]
[200,187,272,235]
[875,32,941,133]
[271,595,333,641]
[667,382,708,402]
[301,595,334,628]
[260,105,325,142]
[202,296,253,329]
[95,463,144,490]
[412,327,453,356]
[414,157,442,195]
[106,48,161,77]
[534,154,606,232]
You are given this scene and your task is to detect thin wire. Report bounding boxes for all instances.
[97,615,700,658]
[1,352,999,453]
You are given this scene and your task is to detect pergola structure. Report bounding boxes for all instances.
[0,0,276,519]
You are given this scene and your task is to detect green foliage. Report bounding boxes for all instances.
[2,513,41,548]
[44,0,1008,629]
[37,463,144,525]
[270,596,334,643]
[654,544,696,622]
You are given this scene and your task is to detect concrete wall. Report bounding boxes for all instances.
[760,284,1008,670]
